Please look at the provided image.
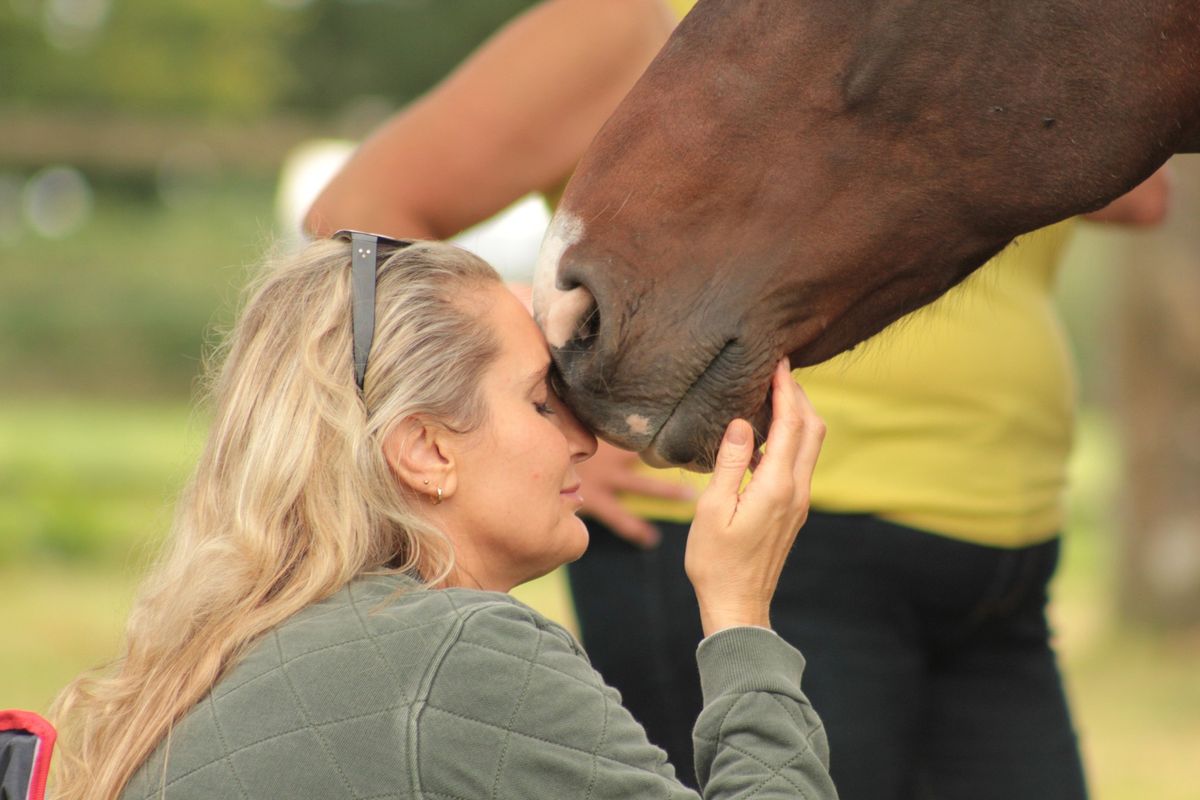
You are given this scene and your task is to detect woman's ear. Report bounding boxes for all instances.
[383,416,457,500]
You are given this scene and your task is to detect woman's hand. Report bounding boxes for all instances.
[685,359,825,637]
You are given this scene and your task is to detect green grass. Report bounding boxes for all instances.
[1052,412,1200,800]
[0,563,143,712]
[0,400,202,710]
[1067,628,1200,800]
[0,401,203,564]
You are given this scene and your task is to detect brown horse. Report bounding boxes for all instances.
[532,0,1200,470]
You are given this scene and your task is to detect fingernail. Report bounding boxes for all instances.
[725,420,749,445]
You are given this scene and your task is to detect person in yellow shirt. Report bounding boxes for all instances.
[306,1,1170,796]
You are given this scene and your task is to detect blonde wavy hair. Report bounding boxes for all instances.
[49,239,502,800]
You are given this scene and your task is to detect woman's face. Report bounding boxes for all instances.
[439,284,597,591]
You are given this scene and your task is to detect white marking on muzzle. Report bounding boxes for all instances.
[625,414,651,436]
[532,212,593,348]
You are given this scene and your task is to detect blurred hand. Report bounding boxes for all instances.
[685,359,825,637]
[1082,163,1172,226]
[578,440,696,548]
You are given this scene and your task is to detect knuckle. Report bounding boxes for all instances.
[760,478,794,505]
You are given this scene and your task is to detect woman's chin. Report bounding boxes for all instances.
[561,517,591,563]
[509,520,590,590]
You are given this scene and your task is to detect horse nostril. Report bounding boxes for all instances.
[542,284,597,350]
[575,301,601,350]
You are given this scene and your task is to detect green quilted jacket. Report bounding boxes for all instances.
[121,573,837,799]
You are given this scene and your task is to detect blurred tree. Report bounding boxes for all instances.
[1116,155,1200,629]
[280,0,535,115]
[0,0,536,121]
[0,0,296,118]
[282,0,538,116]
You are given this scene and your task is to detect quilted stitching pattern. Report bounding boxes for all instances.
[122,574,836,800]
[416,601,681,800]
[127,576,450,799]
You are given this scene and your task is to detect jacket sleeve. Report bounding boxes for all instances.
[692,627,837,798]
[413,598,837,800]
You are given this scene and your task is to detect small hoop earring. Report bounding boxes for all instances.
[432,486,443,505]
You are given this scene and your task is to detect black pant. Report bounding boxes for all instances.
[566,511,1089,800]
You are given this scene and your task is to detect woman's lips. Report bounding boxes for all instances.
[560,483,583,505]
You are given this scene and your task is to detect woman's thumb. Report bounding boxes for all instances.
[709,419,753,494]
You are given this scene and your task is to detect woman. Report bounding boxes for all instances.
[49,234,832,800]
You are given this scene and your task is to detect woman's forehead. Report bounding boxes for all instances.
[484,285,551,375]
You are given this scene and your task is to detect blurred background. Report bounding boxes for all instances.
[1,2,1197,797]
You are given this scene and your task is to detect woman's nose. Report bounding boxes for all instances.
[573,425,599,462]
[557,399,598,462]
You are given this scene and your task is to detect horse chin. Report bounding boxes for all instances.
[637,421,720,472]
[633,379,773,473]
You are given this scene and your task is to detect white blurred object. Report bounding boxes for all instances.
[43,0,111,50]
[453,195,551,284]
[24,165,93,238]
[275,139,550,283]
[274,139,355,248]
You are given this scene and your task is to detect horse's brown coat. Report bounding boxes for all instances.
[533,0,1200,469]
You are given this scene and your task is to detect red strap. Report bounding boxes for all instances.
[0,709,58,800]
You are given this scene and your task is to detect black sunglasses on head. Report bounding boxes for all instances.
[331,229,415,392]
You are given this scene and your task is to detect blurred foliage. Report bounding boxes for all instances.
[1,0,535,120]
[2,0,296,118]
[0,177,277,398]
[284,0,539,114]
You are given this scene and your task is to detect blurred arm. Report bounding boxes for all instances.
[1082,164,1172,227]
[304,0,674,239]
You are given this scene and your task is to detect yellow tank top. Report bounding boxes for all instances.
[618,224,1078,548]
[552,0,1079,547]
[666,0,695,17]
